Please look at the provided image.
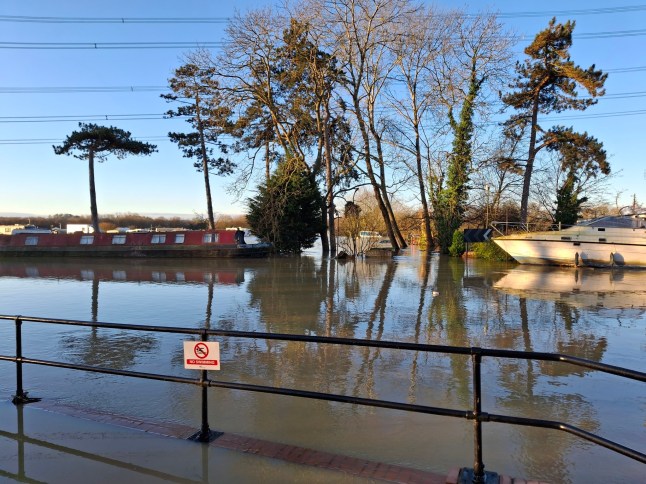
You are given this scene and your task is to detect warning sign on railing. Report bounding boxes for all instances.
[183,341,220,370]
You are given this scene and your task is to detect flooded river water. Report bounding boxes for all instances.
[0,249,644,483]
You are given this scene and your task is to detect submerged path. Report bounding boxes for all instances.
[0,400,547,483]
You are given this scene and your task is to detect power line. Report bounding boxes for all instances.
[0,15,230,24]
[0,86,166,93]
[0,41,225,50]
[0,114,178,123]
[538,108,646,121]
[0,107,644,141]
[494,5,646,18]
[3,5,646,23]
[606,65,646,73]
[0,27,644,50]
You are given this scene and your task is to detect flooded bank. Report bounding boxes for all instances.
[0,252,644,482]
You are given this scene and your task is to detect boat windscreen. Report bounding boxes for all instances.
[579,216,645,228]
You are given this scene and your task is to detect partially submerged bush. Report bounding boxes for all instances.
[449,229,465,257]
[472,241,514,261]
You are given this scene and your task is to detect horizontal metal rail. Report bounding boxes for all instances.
[3,315,643,381]
[1,314,645,483]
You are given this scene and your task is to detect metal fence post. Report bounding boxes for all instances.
[189,331,220,443]
[11,316,40,405]
[472,348,485,483]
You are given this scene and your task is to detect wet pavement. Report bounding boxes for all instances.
[0,400,448,483]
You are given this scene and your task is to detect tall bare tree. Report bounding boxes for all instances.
[313,0,420,251]
[385,6,450,250]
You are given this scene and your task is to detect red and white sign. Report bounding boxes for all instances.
[183,341,220,370]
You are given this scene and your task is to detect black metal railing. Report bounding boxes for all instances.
[1,314,645,484]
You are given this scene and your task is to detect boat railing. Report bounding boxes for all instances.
[490,220,571,236]
[1,314,644,483]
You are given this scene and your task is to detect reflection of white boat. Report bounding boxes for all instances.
[493,214,646,268]
[493,266,646,309]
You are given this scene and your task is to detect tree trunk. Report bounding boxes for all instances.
[265,139,270,184]
[88,150,100,233]
[324,108,336,256]
[520,96,540,225]
[319,196,330,255]
[415,127,432,248]
[368,105,407,249]
[197,118,215,230]
[375,139,407,249]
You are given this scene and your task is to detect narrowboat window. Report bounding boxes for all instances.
[80,235,94,245]
[112,235,126,245]
[560,236,571,241]
[81,270,94,280]
[599,238,607,242]
[24,236,38,246]
[203,234,220,244]
[112,270,127,280]
[151,234,166,244]
[203,233,219,243]
[152,271,166,282]
[174,234,185,244]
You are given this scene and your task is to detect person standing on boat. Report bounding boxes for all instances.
[235,228,246,245]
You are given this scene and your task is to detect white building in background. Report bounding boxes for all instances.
[0,224,23,235]
[66,224,94,234]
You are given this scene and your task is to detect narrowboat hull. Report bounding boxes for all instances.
[0,230,272,259]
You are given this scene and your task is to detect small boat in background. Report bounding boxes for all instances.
[493,214,646,268]
[0,229,272,258]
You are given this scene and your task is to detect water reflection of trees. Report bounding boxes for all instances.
[422,257,611,481]
[427,256,470,405]
[47,261,248,372]
[61,277,159,369]
[242,257,402,399]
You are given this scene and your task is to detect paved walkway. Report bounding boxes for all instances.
[0,400,546,483]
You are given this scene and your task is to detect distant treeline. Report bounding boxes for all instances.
[0,213,249,231]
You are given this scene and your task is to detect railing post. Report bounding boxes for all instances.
[471,348,485,484]
[12,316,40,405]
[189,331,220,443]
[199,367,210,441]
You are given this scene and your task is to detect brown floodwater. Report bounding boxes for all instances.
[0,249,644,483]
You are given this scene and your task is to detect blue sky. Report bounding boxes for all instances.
[1,1,644,218]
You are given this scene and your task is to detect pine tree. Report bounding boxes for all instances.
[247,159,323,253]
[502,18,606,223]
[53,123,157,233]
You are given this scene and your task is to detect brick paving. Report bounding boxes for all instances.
[30,401,548,483]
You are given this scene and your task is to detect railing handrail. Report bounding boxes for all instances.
[2,314,645,483]
[3,314,642,382]
[490,220,571,236]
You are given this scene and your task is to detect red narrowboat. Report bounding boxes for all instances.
[0,229,272,258]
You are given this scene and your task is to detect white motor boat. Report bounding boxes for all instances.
[493,214,646,268]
